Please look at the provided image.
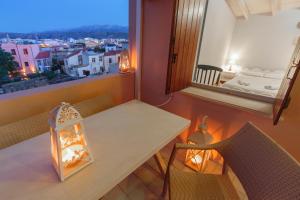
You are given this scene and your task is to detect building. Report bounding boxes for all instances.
[35,51,52,73]
[75,65,95,78]
[63,50,107,78]
[103,50,122,73]
[87,51,104,73]
[104,44,117,52]
[118,41,129,50]
[1,42,41,75]
[63,50,89,77]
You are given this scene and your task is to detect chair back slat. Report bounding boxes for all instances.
[212,71,216,85]
[215,123,300,200]
[193,65,223,86]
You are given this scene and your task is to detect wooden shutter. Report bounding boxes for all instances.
[166,0,208,94]
[273,38,300,125]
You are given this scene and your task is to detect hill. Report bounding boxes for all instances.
[0,25,128,40]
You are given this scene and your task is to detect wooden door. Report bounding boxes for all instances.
[273,38,300,125]
[166,0,208,94]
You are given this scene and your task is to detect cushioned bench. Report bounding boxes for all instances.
[0,95,113,149]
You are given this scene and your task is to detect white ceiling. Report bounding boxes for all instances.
[226,0,300,19]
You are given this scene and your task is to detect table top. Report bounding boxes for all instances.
[0,100,190,200]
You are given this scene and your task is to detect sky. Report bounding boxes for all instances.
[0,0,128,33]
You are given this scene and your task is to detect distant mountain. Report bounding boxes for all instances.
[0,25,128,40]
[66,25,128,33]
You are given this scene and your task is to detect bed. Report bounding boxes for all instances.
[222,68,285,98]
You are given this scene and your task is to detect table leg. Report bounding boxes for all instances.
[154,152,167,177]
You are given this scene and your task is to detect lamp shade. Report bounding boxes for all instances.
[49,102,94,181]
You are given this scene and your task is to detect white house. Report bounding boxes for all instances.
[76,65,94,77]
[103,50,122,73]
[63,50,89,77]
[63,50,107,77]
[35,51,52,73]
[87,51,104,74]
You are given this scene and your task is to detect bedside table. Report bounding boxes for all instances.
[220,71,236,84]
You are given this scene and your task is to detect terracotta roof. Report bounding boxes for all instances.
[35,51,50,59]
[104,50,123,56]
[65,50,81,58]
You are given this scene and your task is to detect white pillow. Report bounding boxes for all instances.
[251,67,264,72]
[240,69,264,77]
[263,72,284,79]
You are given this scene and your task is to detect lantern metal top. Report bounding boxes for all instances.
[49,102,83,129]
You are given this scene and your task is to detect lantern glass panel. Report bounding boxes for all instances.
[59,123,92,177]
[119,51,130,73]
[185,141,211,172]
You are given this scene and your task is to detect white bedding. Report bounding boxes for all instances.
[222,75,282,98]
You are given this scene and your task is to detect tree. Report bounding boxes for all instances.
[0,49,19,79]
[94,46,105,53]
[51,57,64,73]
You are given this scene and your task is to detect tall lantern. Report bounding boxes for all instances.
[185,116,213,172]
[119,51,130,73]
[49,102,94,181]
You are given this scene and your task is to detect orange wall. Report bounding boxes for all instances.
[140,0,300,162]
[0,73,135,126]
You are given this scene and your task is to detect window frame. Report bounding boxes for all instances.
[186,1,300,125]
[23,48,28,55]
[78,55,83,65]
[11,49,16,55]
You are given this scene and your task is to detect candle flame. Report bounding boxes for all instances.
[191,155,203,164]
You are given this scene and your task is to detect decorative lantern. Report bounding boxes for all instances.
[49,102,94,181]
[119,51,130,73]
[185,116,213,172]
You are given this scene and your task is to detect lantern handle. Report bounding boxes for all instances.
[61,102,71,106]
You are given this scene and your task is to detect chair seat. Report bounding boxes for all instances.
[169,167,239,200]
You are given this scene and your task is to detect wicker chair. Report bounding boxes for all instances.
[0,95,113,149]
[163,122,300,200]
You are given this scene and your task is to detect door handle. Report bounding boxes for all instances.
[172,53,178,64]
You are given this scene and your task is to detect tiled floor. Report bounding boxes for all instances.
[101,138,223,200]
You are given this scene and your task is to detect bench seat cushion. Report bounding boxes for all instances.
[0,95,113,149]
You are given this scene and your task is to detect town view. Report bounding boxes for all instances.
[0,31,128,95]
[0,0,128,95]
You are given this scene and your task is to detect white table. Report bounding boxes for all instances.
[0,100,190,200]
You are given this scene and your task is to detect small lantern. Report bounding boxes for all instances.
[49,102,94,181]
[119,51,130,73]
[185,116,213,172]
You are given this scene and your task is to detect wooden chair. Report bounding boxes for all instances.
[163,122,300,200]
[193,65,223,86]
[0,95,113,149]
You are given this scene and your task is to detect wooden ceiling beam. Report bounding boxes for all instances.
[237,0,249,19]
[270,0,279,16]
[226,0,249,20]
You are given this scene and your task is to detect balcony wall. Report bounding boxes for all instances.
[139,0,300,162]
[0,73,135,126]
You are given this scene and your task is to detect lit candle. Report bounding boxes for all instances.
[62,144,84,164]
[74,124,79,134]
[191,155,203,164]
